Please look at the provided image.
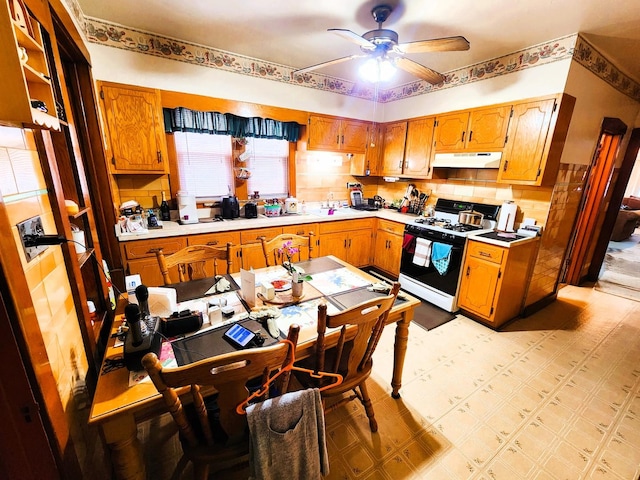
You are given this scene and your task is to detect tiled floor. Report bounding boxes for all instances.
[137,284,639,479]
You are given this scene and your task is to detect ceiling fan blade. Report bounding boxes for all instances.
[328,29,376,50]
[396,36,470,54]
[293,54,365,75]
[395,57,444,85]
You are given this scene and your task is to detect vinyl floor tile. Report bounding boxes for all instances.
[131,285,640,480]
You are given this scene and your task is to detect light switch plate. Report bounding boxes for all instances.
[17,216,48,262]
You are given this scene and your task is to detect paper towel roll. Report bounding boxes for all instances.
[497,201,517,232]
[72,230,86,253]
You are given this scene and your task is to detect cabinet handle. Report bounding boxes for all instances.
[336,135,340,144]
[207,240,219,245]
[344,239,347,248]
[468,130,473,142]
[398,160,403,170]
[341,135,344,145]
[461,131,465,143]
[297,230,304,235]
[157,151,162,163]
[479,251,491,257]
[466,266,470,276]
[503,160,509,172]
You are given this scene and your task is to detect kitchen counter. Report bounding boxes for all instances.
[116,208,421,242]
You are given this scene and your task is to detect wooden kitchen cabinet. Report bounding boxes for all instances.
[381,121,407,175]
[434,105,511,152]
[403,117,436,177]
[307,115,368,153]
[99,81,169,173]
[497,94,575,186]
[318,219,373,267]
[239,227,283,269]
[0,0,60,129]
[188,231,241,274]
[122,236,187,286]
[373,219,404,276]
[458,238,538,328]
[351,123,382,176]
[380,118,435,178]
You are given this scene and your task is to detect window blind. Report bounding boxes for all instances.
[245,137,289,198]
[173,132,233,199]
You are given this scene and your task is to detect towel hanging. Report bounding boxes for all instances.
[431,242,452,275]
[402,233,416,254]
[412,238,432,267]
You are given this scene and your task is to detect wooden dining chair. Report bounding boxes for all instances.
[297,282,400,432]
[260,233,314,267]
[155,243,234,285]
[142,325,300,480]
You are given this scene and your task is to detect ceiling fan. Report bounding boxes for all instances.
[293,4,470,84]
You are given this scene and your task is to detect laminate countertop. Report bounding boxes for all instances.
[115,208,423,242]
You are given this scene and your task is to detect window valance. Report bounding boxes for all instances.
[163,107,301,142]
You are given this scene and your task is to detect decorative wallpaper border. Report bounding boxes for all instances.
[63,0,640,103]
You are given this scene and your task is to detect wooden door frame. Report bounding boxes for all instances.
[586,127,640,280]
[564,118,627,285]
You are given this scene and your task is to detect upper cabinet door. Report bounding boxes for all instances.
[381,121,408,175]
[498,98,556,185]
[307,115,340,151]
[467,105,511,150]
[404,116,435,177]
[340,119,367,153]
[433,112,468,151]
[100,83,168,173]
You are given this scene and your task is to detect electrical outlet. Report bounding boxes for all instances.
[346,182,362,189]
[18,216,48,262]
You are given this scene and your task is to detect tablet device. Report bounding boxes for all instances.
[223,323,256,349]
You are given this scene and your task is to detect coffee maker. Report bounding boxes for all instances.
[221,195,240,219]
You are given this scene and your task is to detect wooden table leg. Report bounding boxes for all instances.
[100,414,146,480]
[391,316,410,398]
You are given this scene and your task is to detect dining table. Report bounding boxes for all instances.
[88,255,420,480]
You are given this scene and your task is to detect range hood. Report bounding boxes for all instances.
[432,152,502,168]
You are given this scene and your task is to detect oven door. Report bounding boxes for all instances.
[400,242,464,296]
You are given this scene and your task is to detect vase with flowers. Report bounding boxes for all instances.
[279,241,311,296]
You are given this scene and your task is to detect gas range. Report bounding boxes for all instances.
[399,198,502,312]
[408,198,500,239]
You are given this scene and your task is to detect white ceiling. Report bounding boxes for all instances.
[77,0,640,88]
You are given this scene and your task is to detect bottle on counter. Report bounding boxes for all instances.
[160,191,171,221]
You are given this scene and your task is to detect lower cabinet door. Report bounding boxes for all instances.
[318,231,349,262]
[347,229,372,267]
[458,256,500,319]
[374,230,401,276]
[126,257,168,287]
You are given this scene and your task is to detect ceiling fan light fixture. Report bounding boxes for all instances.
[359,57,396,83]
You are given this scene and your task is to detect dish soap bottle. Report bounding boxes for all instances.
[160,191,171,221]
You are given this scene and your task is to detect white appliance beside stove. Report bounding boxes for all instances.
[398,199,500,312]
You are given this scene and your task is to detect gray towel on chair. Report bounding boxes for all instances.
[247,388,329,480]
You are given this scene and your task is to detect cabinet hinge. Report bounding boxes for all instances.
[99,89,104,100]
[490,306,494,315]
[497,270,502,279]
[536,168,541,178]
[553,100,558,112]
[504,134,508,145]
[509,107,514,118]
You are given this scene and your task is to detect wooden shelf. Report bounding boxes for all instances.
[70,206,91,219]
[77,247,94,268]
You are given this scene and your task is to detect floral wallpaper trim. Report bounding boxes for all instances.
[73,9,640,103]
[572,35,640,101]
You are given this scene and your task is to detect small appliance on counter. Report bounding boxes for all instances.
[221,195,240,219]
[244,202,258,218]
[284,196,298,214]
[177,191,198,224]
[497,201,517,232]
